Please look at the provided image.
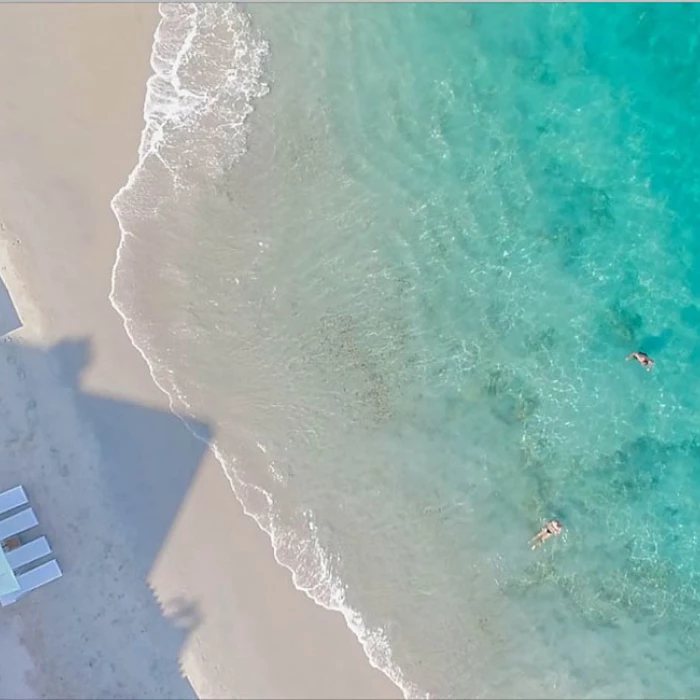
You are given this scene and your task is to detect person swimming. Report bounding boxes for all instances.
[626,351,654,371]
[530,519,563,549]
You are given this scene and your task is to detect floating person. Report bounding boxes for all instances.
[530,518,563,550]
[626,350,654,371]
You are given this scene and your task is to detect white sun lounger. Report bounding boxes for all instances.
[6,536,51,570]
[0,486,28,517]
[0,508,38,542]
[0,559,62,606]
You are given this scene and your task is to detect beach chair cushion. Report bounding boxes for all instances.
[0,486,28,517]
[6,536,51,570]
[0,559,62,606]
[0,508,38,542]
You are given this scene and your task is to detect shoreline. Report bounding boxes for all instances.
[110,5,414,696]
[0,4,400,698]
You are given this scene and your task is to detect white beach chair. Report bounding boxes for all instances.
[0,486,28,517]
[6,536,51,571]
[0,508,38,542]
[0,559,62,606]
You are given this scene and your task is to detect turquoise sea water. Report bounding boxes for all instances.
[112,4,700,697]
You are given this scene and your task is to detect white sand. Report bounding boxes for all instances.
[0,5,400,698]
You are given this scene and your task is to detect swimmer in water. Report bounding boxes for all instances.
[530,519,563,550]
[626,351,654,371]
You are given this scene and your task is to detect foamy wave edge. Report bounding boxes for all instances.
[108,4,422,698]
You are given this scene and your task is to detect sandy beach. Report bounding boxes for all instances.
[0,4,399,698]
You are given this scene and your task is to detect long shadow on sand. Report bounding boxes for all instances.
[0,335,210,699]
[0,274,22,337]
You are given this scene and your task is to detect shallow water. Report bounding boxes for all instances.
[112,4,700,697]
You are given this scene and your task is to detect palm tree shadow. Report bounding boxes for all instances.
[0,335,211,698]
[51,338,210,571]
